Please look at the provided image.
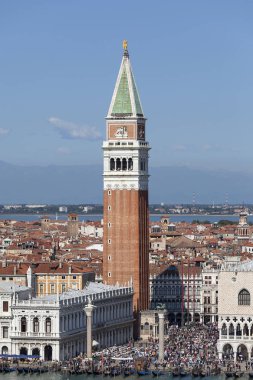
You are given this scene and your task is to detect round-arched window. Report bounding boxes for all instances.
[238,289,250,305]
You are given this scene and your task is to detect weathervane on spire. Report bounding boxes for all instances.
[123,40,129,57]
[123,40,128,50]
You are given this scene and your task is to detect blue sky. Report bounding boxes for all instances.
[0,0,253,172]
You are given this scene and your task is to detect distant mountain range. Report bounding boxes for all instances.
[0,160,252,204]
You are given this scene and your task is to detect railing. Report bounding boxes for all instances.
[10,332,58,338]
[221,334,253,340]
[16,300,58,306]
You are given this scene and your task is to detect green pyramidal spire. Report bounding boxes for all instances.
[107,41,144,118]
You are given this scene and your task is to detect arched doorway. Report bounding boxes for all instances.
[176,313,181,325]
[44,345,52,361]
[204,315,211,324]
[32,348,40,357]
[223,344,233,360]
[20,347,28,359]
[1,346,8,355]
[237,344,248,361]
[168,313,175,324]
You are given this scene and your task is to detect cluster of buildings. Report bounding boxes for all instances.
[1,41,253,362]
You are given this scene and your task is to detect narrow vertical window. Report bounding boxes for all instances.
[3,301,8,312]
[128,158,133,171]
[122,158,127,170]
[110,158,115,171]
[21,317,27,333]
[116,158,121,170]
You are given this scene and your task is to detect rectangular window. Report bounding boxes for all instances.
[108,239,111,244]
[62,275,65,279]
[50,284,55,293]
[108,272,111,277]
[108,205,111,211]
[39,284,44,293]
[108,190,111,195]
[3,301,8,312]
[2,326,8,338]
[73,275,76,279]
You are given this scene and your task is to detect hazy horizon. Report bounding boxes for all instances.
[0,160,252,205]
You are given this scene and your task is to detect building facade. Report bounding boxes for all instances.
[0,282,133,360]
[150,264,202,325]
[201,266,219,323]
[218,261,253,360]
[236,209,250,241]
[102,42,150,316]
[0,283,31,356]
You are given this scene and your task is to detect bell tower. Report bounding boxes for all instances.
[103,41,150,320]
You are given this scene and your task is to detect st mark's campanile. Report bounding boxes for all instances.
[103,41,150,328]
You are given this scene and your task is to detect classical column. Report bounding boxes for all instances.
[158,311,165,362]
[84,298,94,359]
[55,343,60,361]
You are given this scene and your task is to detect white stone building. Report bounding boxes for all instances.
[201,266,219,323]
[80,223,103,238]
[218,261,253,361]
[1,282,133,361]
[0,283,31,356]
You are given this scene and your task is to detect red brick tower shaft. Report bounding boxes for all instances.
[102,42,150,325]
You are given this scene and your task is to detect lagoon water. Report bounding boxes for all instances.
[0,214,249,224]
[0,373,235,380]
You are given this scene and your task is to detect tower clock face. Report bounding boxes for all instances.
[138,125,145,140]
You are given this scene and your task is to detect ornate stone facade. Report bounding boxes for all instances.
[218,261,253,360]
[150,264,202,325]
[1,282,133,360]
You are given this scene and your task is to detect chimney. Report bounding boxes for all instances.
[14,266,17,275]
[59,261,63,269]
[2,259,7,268]
[68,265,72,274]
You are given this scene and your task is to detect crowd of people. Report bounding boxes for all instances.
[89,323,221,375]
[88,323,253,376]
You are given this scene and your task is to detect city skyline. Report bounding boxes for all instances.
[0,1,252,173]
